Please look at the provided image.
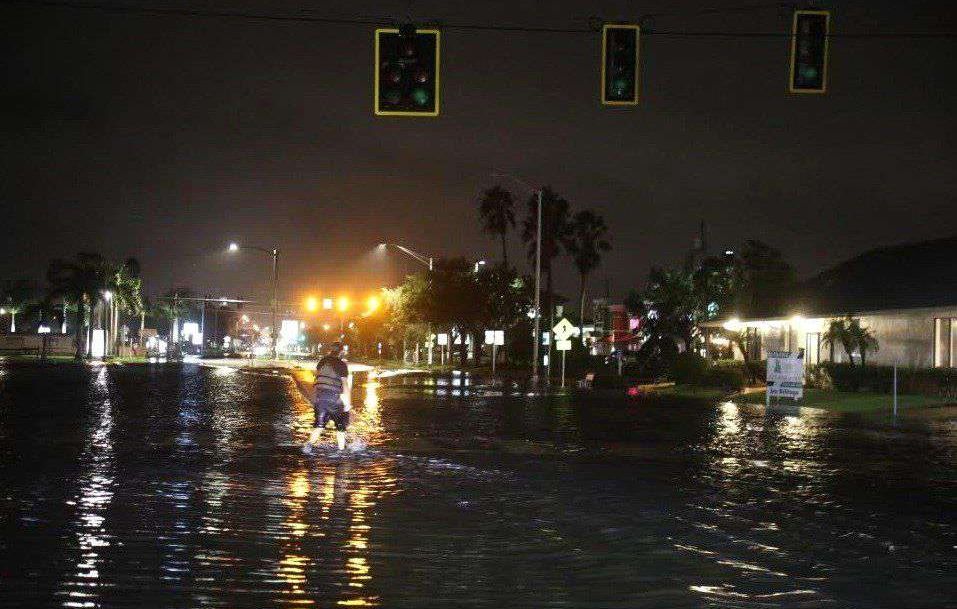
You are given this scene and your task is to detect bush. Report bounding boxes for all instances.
[701,364,746,391]
[672,353,707,385]
[822,363,957,399]
[671,356,746,391]
[806,364,833,390]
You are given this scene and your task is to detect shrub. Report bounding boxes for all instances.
[672,353,707,385]
[823,363,957,399]
[701,364,746,391]
[806,364,833,390]
[671,356,746,391]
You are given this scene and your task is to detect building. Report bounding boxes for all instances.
[587,298,641,356]
[702,236,957,369]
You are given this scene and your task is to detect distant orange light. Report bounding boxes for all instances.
[366,295,381,314]
[337,296,349,312]
[305,296,318,312]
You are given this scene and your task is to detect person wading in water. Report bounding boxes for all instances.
[302,341,352,453]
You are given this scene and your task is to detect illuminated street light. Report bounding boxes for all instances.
[336,296,350,334]
[227,241,280,359]
[305,296,319,312]
[322,298,334,310]
[379,243,433,271]
[366,295,381,315]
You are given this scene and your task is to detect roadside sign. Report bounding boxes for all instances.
[437,333,448,346]
[552,318,580,388]
[484,330,505,346]
[552,318,580,342]
[767,350,804,400]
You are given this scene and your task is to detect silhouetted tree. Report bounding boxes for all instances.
[565,209,611,325]
[479,185,516,268]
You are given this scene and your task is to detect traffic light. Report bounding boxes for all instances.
[788,10,830,94]
[374,26,441,117]
[601,24,640,106]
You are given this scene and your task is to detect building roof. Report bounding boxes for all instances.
[794,235,957,316]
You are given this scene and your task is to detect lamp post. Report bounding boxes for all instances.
[228,242,280,359]
[492,172,542,384]
[379,243,434,364]
[379,243,433,271]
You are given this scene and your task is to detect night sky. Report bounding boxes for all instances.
[3,1,956,307]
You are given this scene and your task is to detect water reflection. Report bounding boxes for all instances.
[0,364,952,608]
[59,366,115,608]
[277,467,312,605]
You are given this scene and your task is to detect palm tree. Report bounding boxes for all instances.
[522,186,572,338]
[565,209,611,326]
[107,258,144,352]
[848,318,879,369]
[478,185,516,267]
[822,317,857,366]
[0,280,34,333]
[157,287,194,357]
[46,253,111,359]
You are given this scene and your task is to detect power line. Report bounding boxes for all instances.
[2,0,956,39]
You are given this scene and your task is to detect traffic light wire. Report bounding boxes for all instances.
[2,0,956,39]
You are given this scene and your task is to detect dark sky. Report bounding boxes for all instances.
[3,0,956,308]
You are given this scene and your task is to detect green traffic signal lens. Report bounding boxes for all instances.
[411,88,430,106]
[612,77,629,96]
[385,89,402,105]
[800,66,818,80]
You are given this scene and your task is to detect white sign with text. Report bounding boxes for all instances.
[766,350,805,400]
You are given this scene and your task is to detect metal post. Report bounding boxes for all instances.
[532,188,542,384]
[893,364,898,417]
[561,350,566,388]
[492,343,497,377]
[271,249,279,360]
[199,298,206,357]
[170,293,178,359]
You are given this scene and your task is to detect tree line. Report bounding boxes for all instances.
[359,184,613,366]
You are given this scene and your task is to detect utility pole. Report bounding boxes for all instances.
[200,296,206,357]
[532,188,542,384]
[271,248,279,360]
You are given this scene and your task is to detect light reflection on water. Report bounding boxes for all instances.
[0,363,953,608]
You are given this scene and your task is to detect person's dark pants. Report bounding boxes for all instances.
[313,390,349,430]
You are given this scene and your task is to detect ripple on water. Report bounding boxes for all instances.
[0,364,954,608]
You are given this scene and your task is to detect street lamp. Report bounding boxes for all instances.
[378,243,433,271]
[336,296,349,334]
[492,171,543,384]
[228,242,280,359]
[365,295,381,315]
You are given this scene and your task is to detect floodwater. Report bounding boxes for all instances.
[0,364,954,608]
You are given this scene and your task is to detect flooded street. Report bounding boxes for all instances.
[1,363,954,608]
